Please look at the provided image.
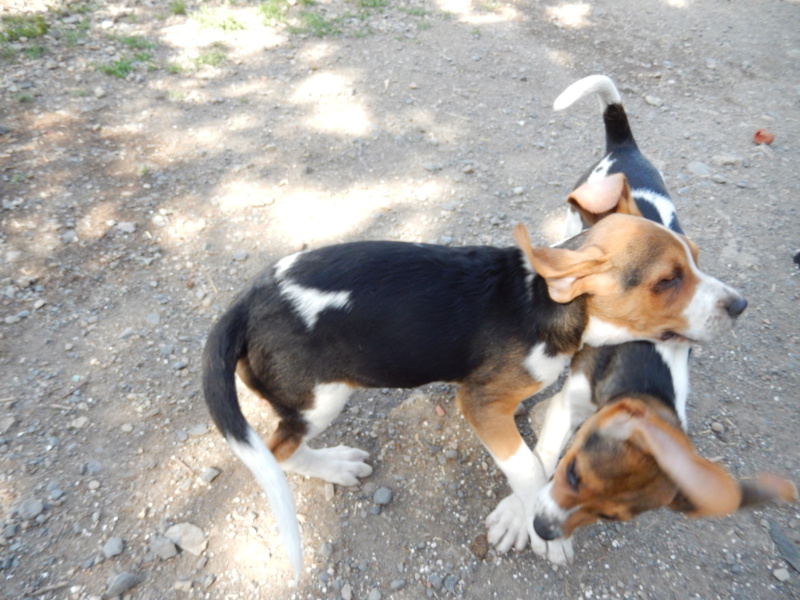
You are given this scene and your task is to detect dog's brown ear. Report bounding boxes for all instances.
[683,235,700,265]
[568,174,642,226]
[514,224,612,303]
[602,400,797,517]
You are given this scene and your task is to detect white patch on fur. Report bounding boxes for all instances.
[303,383,352,439]
[632,188,676,227]
[534,481,572,530]
[523,343,569,389]
[582,316,640,347]
[530,483,577,565]
[279,281,352,330]
[534,373,595,470]
[563,207,584,239]
[275,251,352,331]
[495,443,545,495]
[553,75,621,111]
[587,155,615,182]
[654,342,690,429]
[228,428,302,577]
[280,442,372,486]
[275,252,301,280]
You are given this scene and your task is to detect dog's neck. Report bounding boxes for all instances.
[586,342,680,426]
[529,274,588,356]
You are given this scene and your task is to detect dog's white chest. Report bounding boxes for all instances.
[524,343,569,388]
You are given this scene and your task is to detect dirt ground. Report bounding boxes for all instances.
[1,1,799,599]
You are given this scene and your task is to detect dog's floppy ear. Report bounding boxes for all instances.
[513,223,612,303]
[601,399,797,517]
[568,174,642,226]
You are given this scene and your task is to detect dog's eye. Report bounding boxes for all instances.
[566,458,581,491]
[653,270,682,292]
[597,512,619,521]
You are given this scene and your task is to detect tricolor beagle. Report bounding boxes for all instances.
[202,206,746,576]
[523,75,795,562]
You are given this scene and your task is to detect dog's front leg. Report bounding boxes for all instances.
[524,370,597,563]
[456,383,546,555]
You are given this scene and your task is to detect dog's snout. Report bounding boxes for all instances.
[533,515,560,541]
[725,296,747,318]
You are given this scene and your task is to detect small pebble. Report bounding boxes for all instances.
[341,583,352,600]
[324,482,335,501]
[103,536,124,558]
[687,161,712,178]
[120,327,136,340]
[367,589,381,600]
[188,423,208,437]
[70,416,89,429]
[390,579,406,591]
[773,568,790,582]
[116,222,136,234]
[17,498,44,520]
[319,542,334,559]
[151,535,178,560]
[373,487,393,506]
[470,533,488,560]
[165,522,207,556]
[711,422,725,433]
[106,572,144,596]
[200,467,220,483]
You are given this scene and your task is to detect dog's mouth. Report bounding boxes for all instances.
[659,331,692,343]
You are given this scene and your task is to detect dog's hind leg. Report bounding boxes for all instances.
[236,357,372,486]
[276,383,372,486]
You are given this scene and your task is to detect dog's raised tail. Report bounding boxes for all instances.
[202,302,303,578]
[553,74,621,112]
[553,75,636,150]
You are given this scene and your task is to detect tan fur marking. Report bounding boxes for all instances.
[268,429,302,463]
[456,345,543,461]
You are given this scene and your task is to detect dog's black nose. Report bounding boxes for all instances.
[726,296,748,318]
[533,515,560,541]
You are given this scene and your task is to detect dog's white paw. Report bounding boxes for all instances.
[486,494,529,552]
[529,530,574,565]
[315,445,372,486]
[284,444,372,485]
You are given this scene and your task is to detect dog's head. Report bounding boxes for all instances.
[533,397,797,541]
[514,212,745,346]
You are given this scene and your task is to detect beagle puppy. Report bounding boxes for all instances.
[202,208,746,576]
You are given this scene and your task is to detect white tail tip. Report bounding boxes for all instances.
[228,428,303,578]
[553,75,622,112]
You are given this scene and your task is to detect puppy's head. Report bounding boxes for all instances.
[532,398,797,541]
[514,215,746,345]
